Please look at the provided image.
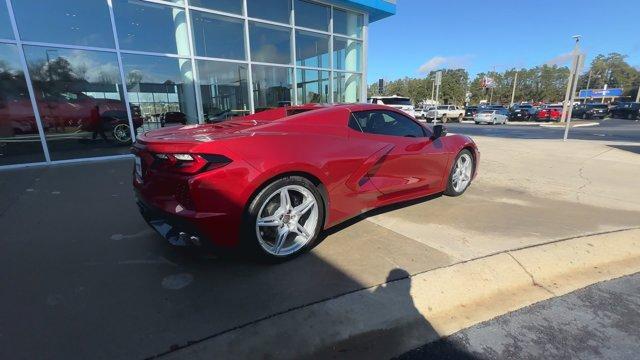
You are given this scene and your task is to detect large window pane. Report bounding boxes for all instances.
[296,31,329,68]
[0,44,45,165]
[190,0,242,14]
[296,69,329,104]
[249,22,291,65]
[334,72,361,103]
[0,1,13,40]
[333,37,362,72]
[11,0,114,48]
[191,11,245,60]
[251,65,293,110]
[247,0,290,24]
[24,46,135,160]
[294,0,329,31]
[197,60,249,122]
[113,0,190,56]
[122,54,198,132]
[333,9,363,38]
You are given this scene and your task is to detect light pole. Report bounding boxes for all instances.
[560,35,581,124]
[510,71,518,107]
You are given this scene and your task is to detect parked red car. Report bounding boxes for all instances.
[534,105,563,121]
[133,104,479,260]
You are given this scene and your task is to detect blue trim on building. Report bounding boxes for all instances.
[329,0,396,22]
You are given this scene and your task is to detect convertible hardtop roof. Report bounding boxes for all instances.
[242,103,396,121]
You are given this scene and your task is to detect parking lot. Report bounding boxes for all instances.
[2,121,639,359]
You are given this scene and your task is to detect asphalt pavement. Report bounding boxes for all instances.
[443,118,640,143]
[1,123,638,359]
[400,272,640,360]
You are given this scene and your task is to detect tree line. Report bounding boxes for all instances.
[368,53,640,106]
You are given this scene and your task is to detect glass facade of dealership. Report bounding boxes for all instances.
[0,0,372,167]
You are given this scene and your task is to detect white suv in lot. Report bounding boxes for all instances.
[425,105,465,122]
[368,95,416,117]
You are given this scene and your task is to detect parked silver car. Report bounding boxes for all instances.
[474,109,508,125]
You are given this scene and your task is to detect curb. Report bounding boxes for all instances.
[159,228,640,360]
[540,122,599,128]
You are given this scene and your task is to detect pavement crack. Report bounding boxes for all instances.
[507,252,556,297]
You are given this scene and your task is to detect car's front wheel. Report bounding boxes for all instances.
[244,176,324,261]
[444,149,474,196]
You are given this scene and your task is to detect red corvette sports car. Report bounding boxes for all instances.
[133,103,479,260]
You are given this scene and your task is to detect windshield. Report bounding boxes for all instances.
[479,110,494,114]
[379,98,412,106]
[587,104,608,109]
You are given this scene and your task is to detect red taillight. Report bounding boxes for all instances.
[152,153,231,174]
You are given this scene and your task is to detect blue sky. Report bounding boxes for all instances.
[367,0,640,84]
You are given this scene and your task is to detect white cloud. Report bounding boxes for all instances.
[417,55,473,74]
[545,52,574,66]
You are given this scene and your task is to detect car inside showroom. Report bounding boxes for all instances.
[0,0,395,167]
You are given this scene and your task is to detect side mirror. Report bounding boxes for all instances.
[430,124,447,140]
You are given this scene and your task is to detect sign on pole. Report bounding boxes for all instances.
[378,79,384,95]
[435,71,442,86]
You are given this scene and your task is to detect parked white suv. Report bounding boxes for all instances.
[425,105,465,122]
[368,95,416,117]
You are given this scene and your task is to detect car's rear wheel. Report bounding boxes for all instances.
[244,176,324,261]
[457,114,463,122]
[444,150,474,197]
[628,113,635,120]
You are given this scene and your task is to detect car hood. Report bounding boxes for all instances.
[138,120,272,143]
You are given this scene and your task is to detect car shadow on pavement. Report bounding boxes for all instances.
[608,144,640,155]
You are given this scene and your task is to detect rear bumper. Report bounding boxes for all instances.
[134,189,240,251]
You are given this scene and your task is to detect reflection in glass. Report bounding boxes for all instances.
[249,22,291,65]
[191,11,245,60]
[122,54,198,132]
[190,0,242,14]
[296,31,329,68]
[333,37,362,72]
[333,72,361,103]
[333,9,363,38]
[0,1,13,40]
[252,65,293,110]
[296,69,329,104]
[11,0,115,48]
[294,0,329,31]
[197,60,249,122]
[247,0,291,24]
[113,0,190,56]
[24,46,138,160]
[0,44,45,165]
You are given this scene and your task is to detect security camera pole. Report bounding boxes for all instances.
[433,70,442,124]
[561,35,581,124]
[563,35,584,141]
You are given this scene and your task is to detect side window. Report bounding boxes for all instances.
[352,110,425,138]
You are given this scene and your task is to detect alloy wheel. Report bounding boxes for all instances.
[255,185,319,256]
[452,153,473,192]
[112,124,131,143]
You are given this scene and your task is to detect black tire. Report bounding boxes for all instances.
[475,122,480,125]
[444,149,474,197]
[457,114,463,122]
[242,176,325,262]
[442,115,448,123]
[628,113,635,120]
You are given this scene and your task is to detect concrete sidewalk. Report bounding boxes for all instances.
[1,135,639,359]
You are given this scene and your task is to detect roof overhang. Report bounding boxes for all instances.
[327,0,396,22]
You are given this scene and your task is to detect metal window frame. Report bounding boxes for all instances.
[0,0,369,169]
